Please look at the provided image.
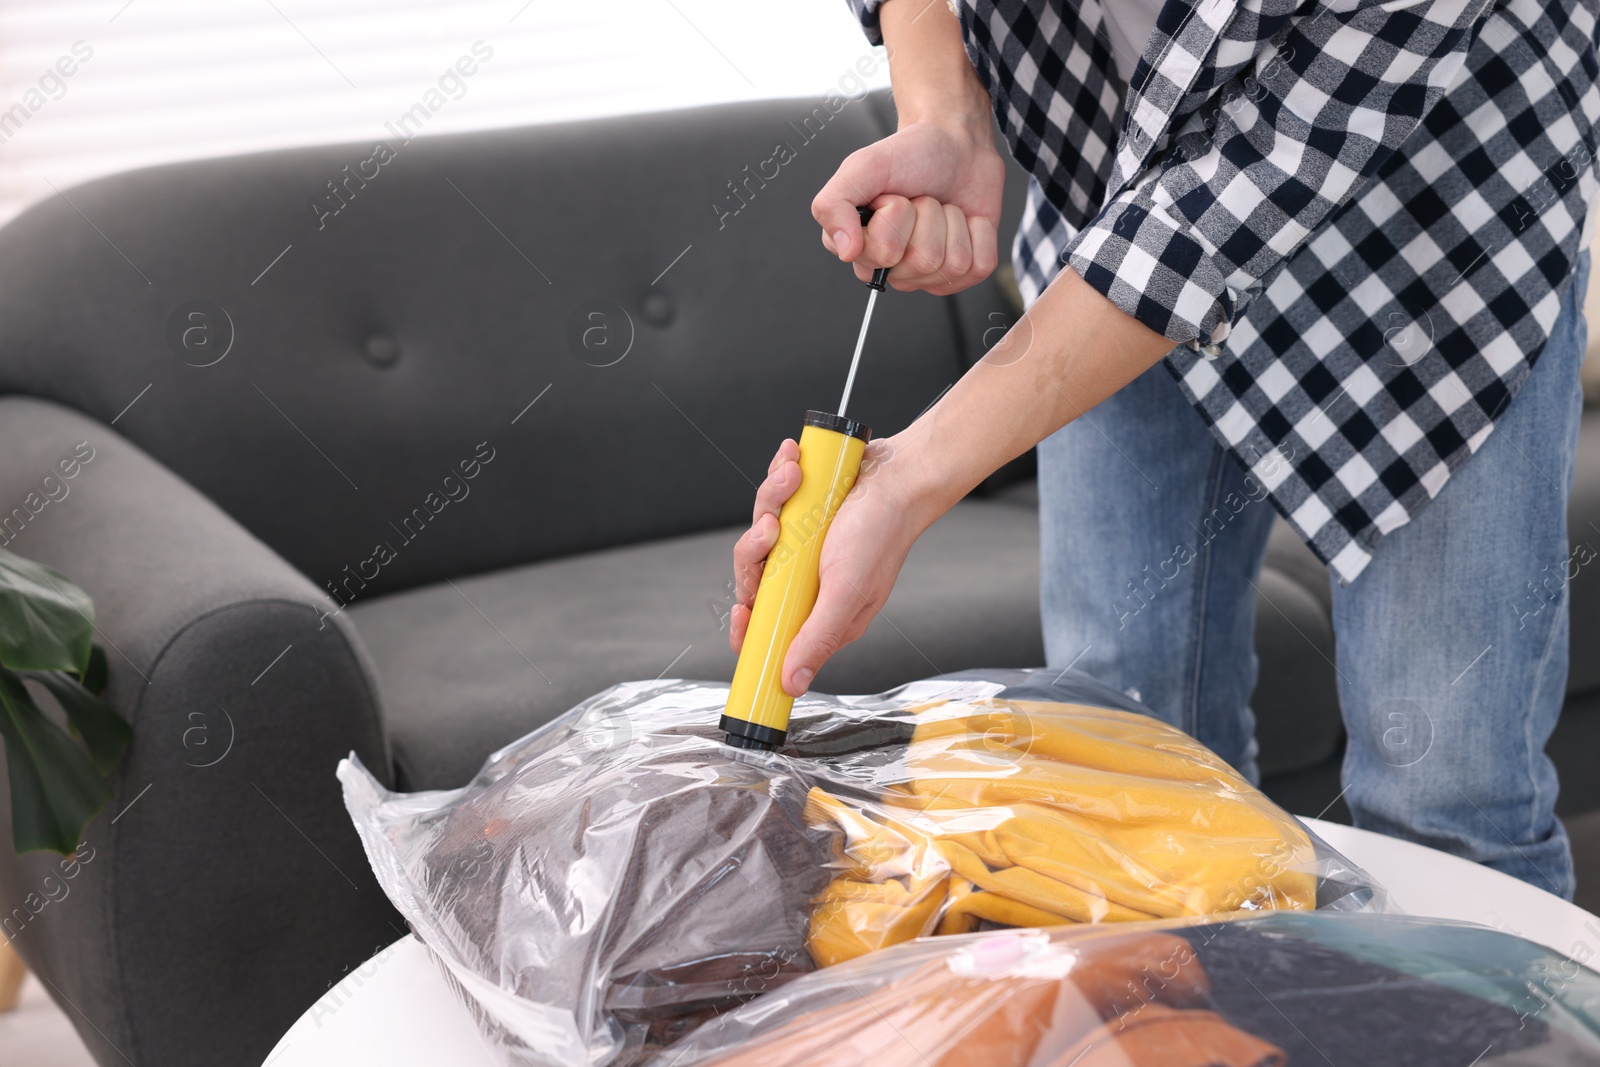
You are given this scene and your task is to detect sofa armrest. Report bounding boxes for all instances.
[0,397,399,1067]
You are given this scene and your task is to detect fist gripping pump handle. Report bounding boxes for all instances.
[720,207,888,752]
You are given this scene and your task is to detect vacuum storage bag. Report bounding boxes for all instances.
[663,912,1600,1066]
[340,671,1386,1066]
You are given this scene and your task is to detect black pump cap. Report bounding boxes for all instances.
[804,409,871,442]
[720,714,785,752]
[855,206,890,293]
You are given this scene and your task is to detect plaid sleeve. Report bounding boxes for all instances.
[1065,0,1494,349]
[844,0,888,45]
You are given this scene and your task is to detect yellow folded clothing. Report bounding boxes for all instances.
[805,700,1317,966]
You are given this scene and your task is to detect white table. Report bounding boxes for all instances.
[263,818,1600,1066]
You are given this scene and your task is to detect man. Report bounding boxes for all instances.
[730,0,1598,896]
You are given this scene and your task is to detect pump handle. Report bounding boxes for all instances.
[855,206,890,293]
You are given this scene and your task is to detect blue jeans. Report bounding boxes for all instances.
[1038,252,1590,899]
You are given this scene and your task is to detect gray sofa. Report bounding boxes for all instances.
[2,89,1597,1066]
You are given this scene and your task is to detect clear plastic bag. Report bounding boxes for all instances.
[662,912,1600,1066]
[340,671,1386,1066]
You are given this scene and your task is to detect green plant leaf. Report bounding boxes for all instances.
[0,548,94,676]
[0,668,112,854]
[20,670,130,776]
[82,645,108,695]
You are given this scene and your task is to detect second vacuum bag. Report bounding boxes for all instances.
[665,912,1600,1066]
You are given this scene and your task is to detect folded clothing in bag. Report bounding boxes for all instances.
[666,913,1600,1066]
[803,699,1319,965]
[340,670,1383,1066]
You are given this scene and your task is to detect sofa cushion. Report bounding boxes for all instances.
[349,495,1045,790]
[352,471,1351,790]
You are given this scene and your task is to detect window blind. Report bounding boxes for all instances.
[0,0,890,226]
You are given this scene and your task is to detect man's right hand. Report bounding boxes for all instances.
[812,0,1004,297]
[812,120,1005,296]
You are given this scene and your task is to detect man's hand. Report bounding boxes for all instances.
[812,0,1003,296]
[730,436,931,696]
[813,122,1005,296]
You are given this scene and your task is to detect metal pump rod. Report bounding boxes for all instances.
[838,205,889,419]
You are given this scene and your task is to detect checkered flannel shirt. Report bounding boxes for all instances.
[848,0,1600,582]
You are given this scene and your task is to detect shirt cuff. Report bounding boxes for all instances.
[1063,195,1238,355]
[844,0,887,46]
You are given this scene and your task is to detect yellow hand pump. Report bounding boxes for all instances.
[720,207,887,751]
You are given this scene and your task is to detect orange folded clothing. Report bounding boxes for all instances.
[697,930,1282,1067]
[1052,1006,1285,1067]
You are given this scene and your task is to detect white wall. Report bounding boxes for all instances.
[0,0,890,227]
